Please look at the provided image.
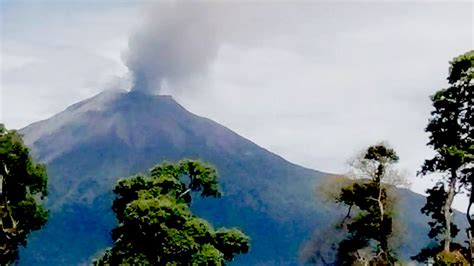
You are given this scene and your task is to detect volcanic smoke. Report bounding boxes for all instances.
[124,1,306,95]
[125,1,221,95]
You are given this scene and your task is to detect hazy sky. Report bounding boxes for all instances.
[1,0,472,210]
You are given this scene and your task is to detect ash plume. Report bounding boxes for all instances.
[125,1,308,95]
[125,1,221,94]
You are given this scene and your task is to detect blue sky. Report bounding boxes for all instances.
[1,0,472,210]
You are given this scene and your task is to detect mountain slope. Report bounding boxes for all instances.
[17,90,465,265]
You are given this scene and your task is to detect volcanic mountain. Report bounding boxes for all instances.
[16,89,465,265]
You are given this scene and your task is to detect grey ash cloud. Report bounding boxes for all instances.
[126,1,221,94]
[124,1,300,95]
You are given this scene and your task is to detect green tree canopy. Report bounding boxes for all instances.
[0,124,48,264]
[94,160,250,265]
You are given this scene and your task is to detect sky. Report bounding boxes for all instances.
[0,0,473,211]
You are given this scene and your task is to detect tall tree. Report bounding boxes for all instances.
[448,51,474,257]
[417,50,473,260]
[335,144,401,265]
[0,124,48,264]
[94,160,250,265]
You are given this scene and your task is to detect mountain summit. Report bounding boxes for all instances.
[17,90,453,264]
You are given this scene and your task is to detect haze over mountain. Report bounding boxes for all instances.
[17,90,466,265]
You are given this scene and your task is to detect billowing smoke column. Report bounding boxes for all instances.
[125,1,300,94]
[126,1,221,94]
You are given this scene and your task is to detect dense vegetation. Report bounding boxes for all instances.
[94,160,250,265]
[0,125,48,265]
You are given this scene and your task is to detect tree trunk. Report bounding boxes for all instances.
[375,165,389,260]
[378,185,388,255]
[467,180,474,265]
[467,177,473,232]
[443,174,457,252]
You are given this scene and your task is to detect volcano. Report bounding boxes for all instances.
[16,89,465,265]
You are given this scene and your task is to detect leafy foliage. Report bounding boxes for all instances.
[0,124,48,264]
[335,144,400,265]
[94,160,250,265]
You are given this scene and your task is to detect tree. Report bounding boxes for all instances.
[94,160,250,265]
[416,50,473,262]
[0,124,48,264]
[449,51,474,262]
[334,144,402,265]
